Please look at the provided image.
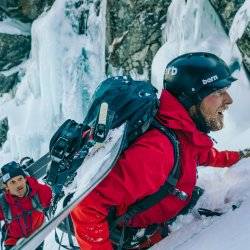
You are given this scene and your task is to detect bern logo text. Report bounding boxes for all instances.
[166,66,178,76]
[202,75,218,85]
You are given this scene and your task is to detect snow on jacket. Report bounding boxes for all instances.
[71,90,240,250]
[0,176,52,246]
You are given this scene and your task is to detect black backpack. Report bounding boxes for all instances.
[83,76,159,144]
[48,76,187,249]
[47,76,160,184]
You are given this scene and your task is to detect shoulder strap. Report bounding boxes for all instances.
[0,192,44,226]
[0,193,12,223]
[31,193,44,213]
[151,119,180,186]
[110,119,187,228]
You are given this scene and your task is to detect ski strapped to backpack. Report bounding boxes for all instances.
[45,76,160,215]
[55,193,79,250]
[45,114,108,216]
[22,154,51,179]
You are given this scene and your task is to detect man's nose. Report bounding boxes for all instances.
[225,91,233,105]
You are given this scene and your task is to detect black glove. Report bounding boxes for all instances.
[239,148,250,159]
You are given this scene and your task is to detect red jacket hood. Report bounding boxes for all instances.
[5,176,40,204]
[156,90,213,148]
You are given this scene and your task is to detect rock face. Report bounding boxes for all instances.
[0,72,19,94]
[0,118,8,148]
[0,33,31,71]
[209,0,250,73]
[106,0,172,77]
[0,0,55,22]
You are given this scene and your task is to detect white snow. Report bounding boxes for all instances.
[152,199,250,250]
[0,0,250,249]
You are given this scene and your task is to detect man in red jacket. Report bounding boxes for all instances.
[71,52,250,250]
[0,161,52,249]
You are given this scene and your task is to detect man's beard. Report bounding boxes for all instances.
[189,105,224,133]
[202,114,224,131]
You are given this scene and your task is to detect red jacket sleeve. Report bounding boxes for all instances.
[198,147,240,167]
[27,177,52,208]
[0,207,4,221]
[71,130,174,250]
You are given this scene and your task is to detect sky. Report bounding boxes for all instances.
[0,0,250,249]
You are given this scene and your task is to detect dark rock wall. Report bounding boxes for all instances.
[0,33,31,71]
[0,0,55,22]
[0,72,19,94]
[0,118,8,148]
[106,0,172,77]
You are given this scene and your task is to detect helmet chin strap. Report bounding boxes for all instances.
[189,104,211,134]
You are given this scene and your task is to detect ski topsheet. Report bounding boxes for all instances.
[27,152,51,178]
[14,124,127,250]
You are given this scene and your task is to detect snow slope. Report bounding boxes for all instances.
[153,198,250,250]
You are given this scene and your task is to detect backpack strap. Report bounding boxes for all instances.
[31,193,44,213]
[151,119,181,187]
[0,193,12,224]
[109,120,188,248]
[0,193,10,249]
[0,192,44,225]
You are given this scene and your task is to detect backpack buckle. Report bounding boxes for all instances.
[94,102,109,143]
[172,188,188,201]
[50,136,71,163]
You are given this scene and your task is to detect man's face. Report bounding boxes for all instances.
[199,88,233,131]
[5,175,27,197]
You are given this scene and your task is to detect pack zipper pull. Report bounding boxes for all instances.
[173,188,188,201]
[94,102,109,143]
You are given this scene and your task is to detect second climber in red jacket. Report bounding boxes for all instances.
[0,161,52,250]
[71,52,250,250]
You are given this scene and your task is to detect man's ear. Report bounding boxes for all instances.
[188,105,197,117]
[3,183,9,192]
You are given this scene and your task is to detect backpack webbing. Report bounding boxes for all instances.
[109,120,183,248]
[0,194,12,224]
[0,192,44,224]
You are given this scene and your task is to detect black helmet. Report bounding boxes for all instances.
[1,161,26,184]
[163,52,238,109]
